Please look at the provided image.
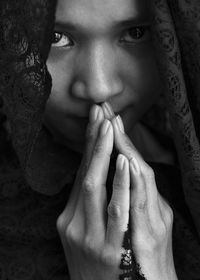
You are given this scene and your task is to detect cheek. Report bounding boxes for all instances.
[47,52,73,96]
[46,51,77,116]
[120,46,161,112]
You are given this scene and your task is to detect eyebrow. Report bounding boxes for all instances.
[114,17,152,28]
[54,15,152,32]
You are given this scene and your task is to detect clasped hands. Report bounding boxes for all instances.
[57,102,178,280]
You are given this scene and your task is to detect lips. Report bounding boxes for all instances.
[68,103,126,119]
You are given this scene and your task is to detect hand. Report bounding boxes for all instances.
[108,106,178,280]
[56,105,131,280]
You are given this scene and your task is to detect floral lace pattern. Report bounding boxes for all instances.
[0,148,200,279]
[0,0,200,229]
[153,0,200,237]
[119,229,146,280]
[0,0,66,196]
[0,150,71,280]
[0,0,200,279]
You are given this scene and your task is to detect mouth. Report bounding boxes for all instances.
[101,102,128,121]
[69,102,126,122]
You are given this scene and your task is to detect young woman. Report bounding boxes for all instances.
[0,0,199,279]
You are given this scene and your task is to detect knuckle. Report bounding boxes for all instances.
[56,214,66,233]
[165,205,174,226]
[93,143,104,156]
[131,197,147,212]
[107,203,122,220]
[82,177,96,196]
[137,200,147,211]
[160,196,174,227]
[143,164,155,180]
[65,223,73,241]
[65,223,78,244]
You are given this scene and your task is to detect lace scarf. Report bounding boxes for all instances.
[0,0,200,239]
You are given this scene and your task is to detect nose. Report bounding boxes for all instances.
[71,42,124,103]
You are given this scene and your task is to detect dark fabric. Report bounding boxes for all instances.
[0,132,199,279]
[150,162,200,280]
[0,0,200,279]
[0,1,200,234]
[152,0,200,236]
[0,0,70,196]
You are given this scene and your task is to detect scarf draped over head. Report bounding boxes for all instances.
[0,0,80,195]
[152,0,200,237]
[0,0,200,236]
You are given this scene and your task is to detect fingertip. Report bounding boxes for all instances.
[130,158,140,175]
[116,116,125,133]
[96,120,114,153]
[86,106,104,139]
[111,116,118,132]
[89,104,104,124]
[117,154,125,170]
[111,115,124,134]
[117,154,129,170]
[116,155,130,189]
[100,120,114,144]
[107,122,114,149]
[98,106,104,121]
[89,104,100,123]
[102,102,115,120]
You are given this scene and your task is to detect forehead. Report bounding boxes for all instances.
[55,0,151,27]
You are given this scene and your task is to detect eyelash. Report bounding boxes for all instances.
[120,26,150,44]
[52,32,74,48]
[52,26,150,48]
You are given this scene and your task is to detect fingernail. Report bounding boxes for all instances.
[90,105,101,123]
[130,158,140,174]
[115,115,125,134]
[101,120,111,136]
[103,102,115,119]
[117,154,126,170]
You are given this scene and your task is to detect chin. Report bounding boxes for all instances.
[45,121,87,153]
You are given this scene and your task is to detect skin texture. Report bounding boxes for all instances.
[44,0,162,153]
[57,104,178,280]
[44,0,178,279]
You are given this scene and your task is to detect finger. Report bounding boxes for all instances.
[81,119,114,236]
[106,154,130,249]
[82,105,105,172]
[158,194,174,229]
[62,105,104,222]
[112,116,162,225]
[102,102,115,120]
[129,158,149,233]
[130,157,163,234]
[140,162,162,228]
[111,115,144,163]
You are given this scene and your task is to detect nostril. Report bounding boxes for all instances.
[71,81,86,98]
[96,102,103,106]
[71,73,124,103]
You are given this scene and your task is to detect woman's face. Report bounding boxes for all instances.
[45,0,161,152]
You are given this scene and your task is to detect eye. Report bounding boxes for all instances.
[120,26,150,44]
[52,31,74,48]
